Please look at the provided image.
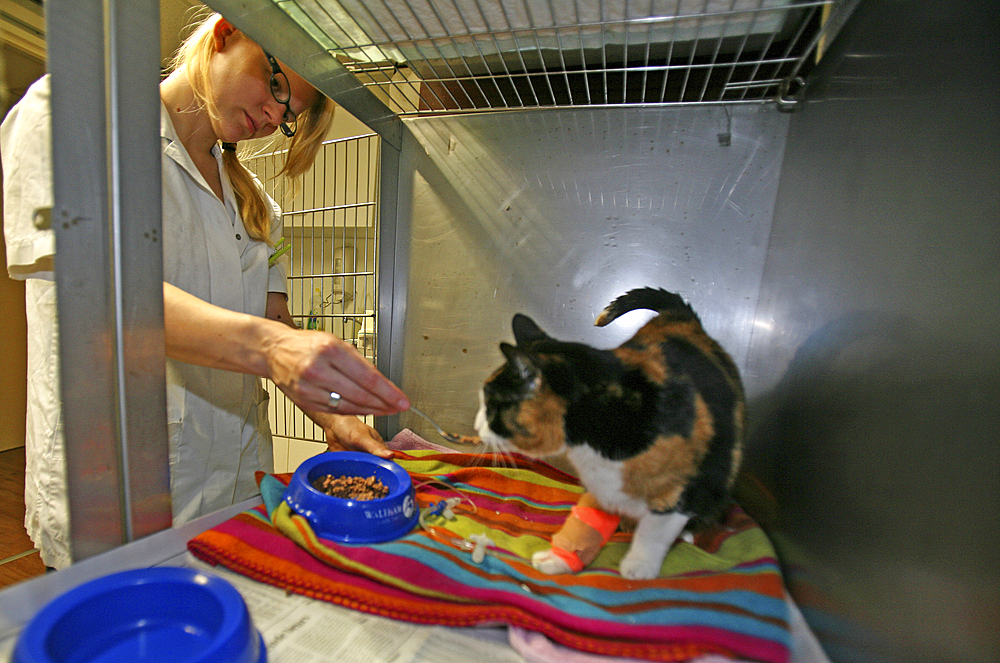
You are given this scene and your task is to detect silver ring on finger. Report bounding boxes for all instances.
[328,391,342,411]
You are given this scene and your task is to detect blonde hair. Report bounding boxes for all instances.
[168,12,336,245]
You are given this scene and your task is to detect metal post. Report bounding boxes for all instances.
[375,137,409,439]
[47,0,171,561]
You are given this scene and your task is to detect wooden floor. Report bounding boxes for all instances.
[0,446,45,589]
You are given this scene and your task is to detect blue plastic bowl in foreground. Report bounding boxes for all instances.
[13,566,265,663]
[283,451,418,544]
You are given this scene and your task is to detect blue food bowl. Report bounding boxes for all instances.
[283,451,418,544]
[13,566,264,663]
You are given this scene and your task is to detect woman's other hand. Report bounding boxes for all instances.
[309,413,392,459]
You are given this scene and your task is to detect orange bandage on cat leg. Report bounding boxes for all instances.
[549,493,621,572]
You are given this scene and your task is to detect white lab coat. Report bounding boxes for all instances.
[1,75,285,568]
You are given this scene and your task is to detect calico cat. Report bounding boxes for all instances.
[473,287,745,579]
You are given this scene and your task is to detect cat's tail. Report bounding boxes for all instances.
[595,287,699,327]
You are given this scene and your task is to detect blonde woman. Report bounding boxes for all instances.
[1,14,408,569]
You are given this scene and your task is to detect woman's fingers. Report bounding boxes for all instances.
[318,341,409,412]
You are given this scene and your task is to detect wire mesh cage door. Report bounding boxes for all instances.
[278,0,842,115]
[243,133,381,447]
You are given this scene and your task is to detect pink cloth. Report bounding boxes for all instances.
[509,628,753,663]
[388,427,455,453]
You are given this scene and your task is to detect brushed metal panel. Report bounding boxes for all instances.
[394,105,788,439]
[744,1,1000,661]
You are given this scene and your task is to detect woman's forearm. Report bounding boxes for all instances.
[163,281,276,375]
[162,282,409,416]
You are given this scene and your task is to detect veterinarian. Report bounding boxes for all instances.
[1,12,409,569]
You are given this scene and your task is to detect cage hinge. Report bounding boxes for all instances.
[776,76,806,111]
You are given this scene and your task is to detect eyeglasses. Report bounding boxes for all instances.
[264,51,296,138]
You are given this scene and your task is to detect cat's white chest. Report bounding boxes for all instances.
[566,445,647,519]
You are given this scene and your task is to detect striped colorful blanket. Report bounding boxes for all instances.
[188,449,790,662]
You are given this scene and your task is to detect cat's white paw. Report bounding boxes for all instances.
[618,511,689,580]
[619,547,663,580]
[532,549,573,575]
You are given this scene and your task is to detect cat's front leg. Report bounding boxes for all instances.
[619,511,690,580]
[533,492,621,574]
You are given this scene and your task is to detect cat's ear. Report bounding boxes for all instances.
[500,342,540,384]
[512,313,549,345]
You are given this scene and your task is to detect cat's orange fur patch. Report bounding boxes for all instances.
[512,385,567,455]
[666,321,719,358]
[613,328,667,383]
[615,317,732,387]
[620,394,715,511]
[727,403,747,489]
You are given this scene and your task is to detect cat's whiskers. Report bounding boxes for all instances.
[469,436,512,470]
[489,440,520,471]
[469,408,510,469]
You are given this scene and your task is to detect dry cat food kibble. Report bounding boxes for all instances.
[312,474,390,500]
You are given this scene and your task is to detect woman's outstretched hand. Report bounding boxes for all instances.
[163,283,410,416]
[262,323,408,415]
